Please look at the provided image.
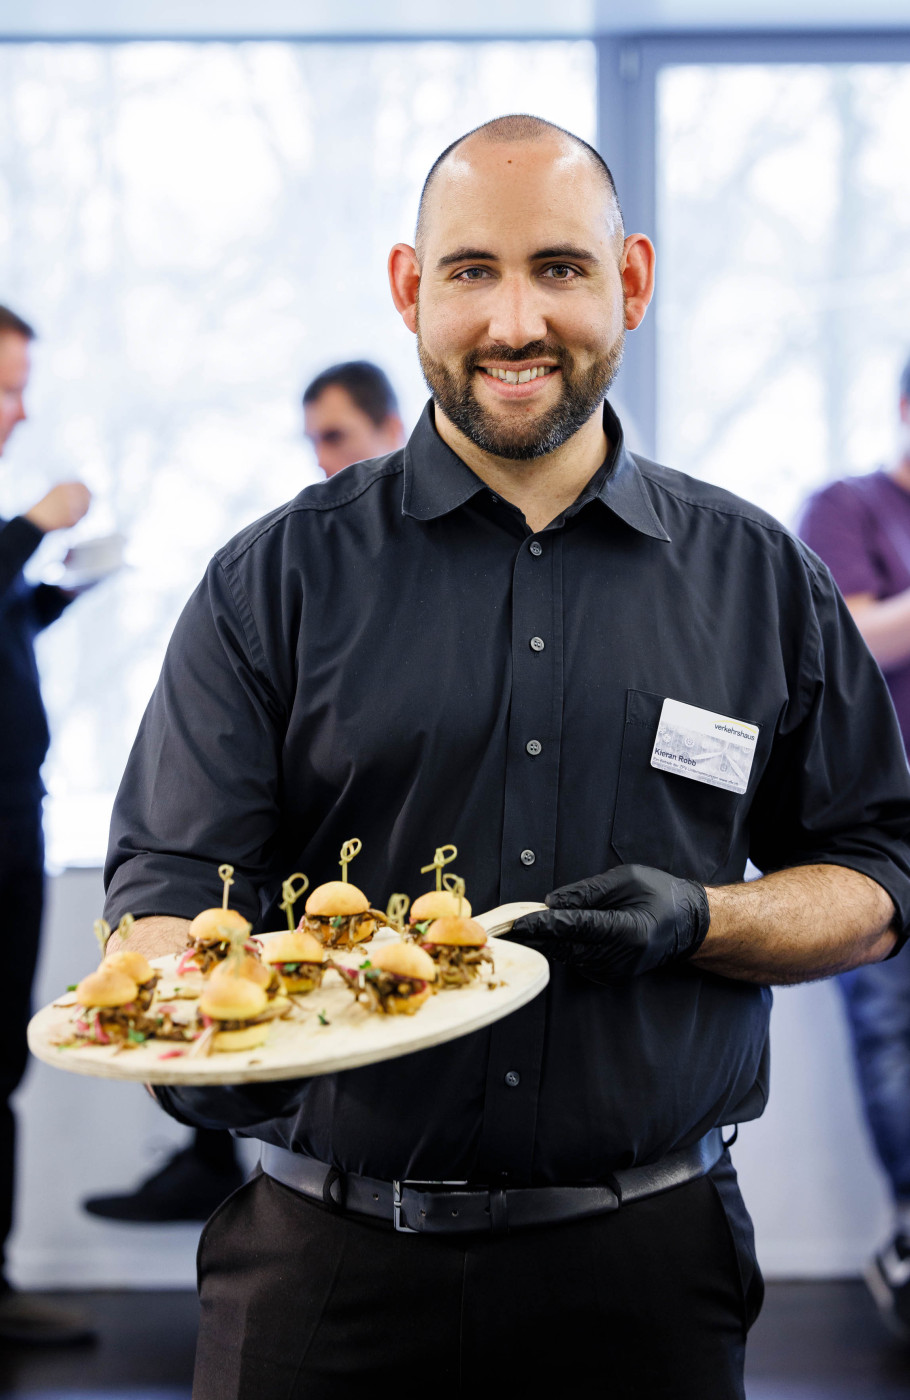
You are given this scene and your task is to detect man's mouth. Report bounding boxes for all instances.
[480,365,558,385]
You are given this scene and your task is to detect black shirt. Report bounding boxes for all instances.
[105,402,910,1184]
[0,515,69,807]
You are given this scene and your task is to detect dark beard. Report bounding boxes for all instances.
[417,328,624,461]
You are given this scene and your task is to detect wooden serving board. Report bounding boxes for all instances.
[27,920,549,1087]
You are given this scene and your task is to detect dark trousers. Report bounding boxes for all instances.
[194,1152,763,1399]
[0,806,44,1282]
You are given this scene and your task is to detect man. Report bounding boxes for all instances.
[303,360,404,477]
[85,360,407,1226]
[799,354,910,1339]
[0,305,94,1344]
[103,119,910,1397]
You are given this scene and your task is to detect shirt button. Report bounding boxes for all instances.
[520,849,536,866]
[526,739,542,756]
[529,541,542,557]
[505,1070,520,1088]
[530,636,545,652]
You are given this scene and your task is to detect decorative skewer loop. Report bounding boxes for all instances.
[420,844,458,891]
[443,873,466,915]
[280,873,310,931]
[339,839,362,884]
[218,864,235,910]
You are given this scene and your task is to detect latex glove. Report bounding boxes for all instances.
[511,863,710,982]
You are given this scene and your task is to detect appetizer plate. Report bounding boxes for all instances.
[27,926,549,1087]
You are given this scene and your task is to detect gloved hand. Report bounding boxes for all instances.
[511,864,711,982]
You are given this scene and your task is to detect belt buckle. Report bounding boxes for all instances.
[392,1178,469,1233]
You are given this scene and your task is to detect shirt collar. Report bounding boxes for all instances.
[401,399,670,542]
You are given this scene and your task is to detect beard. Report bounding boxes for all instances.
[417,323,625,461]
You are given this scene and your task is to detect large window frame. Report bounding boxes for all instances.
[596,30,910,459]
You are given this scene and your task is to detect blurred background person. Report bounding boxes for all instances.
[83,358,406,1228]
[0,304,94,1344]
[303,360,405,477]
[798,350,910,1340]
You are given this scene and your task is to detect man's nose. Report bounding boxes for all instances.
[486,275,548,348]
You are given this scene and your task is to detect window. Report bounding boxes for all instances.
[0,39,596,866]
[656,59,910,525]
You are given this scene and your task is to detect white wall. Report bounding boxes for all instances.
[8,867,892,1288]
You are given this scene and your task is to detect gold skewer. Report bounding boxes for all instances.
[218,864,235,910]
[94,919,110,958]
[420,844,457,892]
[339,839,362,884]
[443,873,466,916]
[280,873,310,930]
[385,893,411,930]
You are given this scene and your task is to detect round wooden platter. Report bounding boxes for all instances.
[27,925,549,1087]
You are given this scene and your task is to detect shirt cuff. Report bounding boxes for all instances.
[1,514,45,571]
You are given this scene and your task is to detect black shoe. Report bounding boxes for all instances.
[865,1234,910,1340]
[82,1145,244,1223]
[0,1290,96,1345]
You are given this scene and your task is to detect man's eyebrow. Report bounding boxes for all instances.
[435,243,601,270]
[435,247,497,269]
[532,244,600,264]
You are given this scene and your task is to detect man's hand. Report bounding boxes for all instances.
[25,481,91,533]
[511,864,710,981]
[105,915,190,961]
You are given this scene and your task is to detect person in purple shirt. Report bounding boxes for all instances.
[799,350,910,1340]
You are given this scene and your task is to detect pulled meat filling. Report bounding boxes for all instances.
[421,944,493,988]
[277,961,325,988]
[358,969,428,1014]
[74,1003,194,1046]
[303,913,374,949]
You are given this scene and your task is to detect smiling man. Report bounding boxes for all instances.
[103,118,910,1398]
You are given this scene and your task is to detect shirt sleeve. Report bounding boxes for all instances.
[30,582,72,631]
[797,481,883,599]
[749,554,910,944]
[104,555,286,925]
[0,515,44,601]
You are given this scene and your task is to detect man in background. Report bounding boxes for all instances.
[0,304,94,1344]
[799,351,910,1339]
[84,359,406,1227]
[303,360,404,477]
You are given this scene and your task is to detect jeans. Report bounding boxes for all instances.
[840,941,910,1200]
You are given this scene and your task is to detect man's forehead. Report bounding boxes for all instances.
[422,137,617,254]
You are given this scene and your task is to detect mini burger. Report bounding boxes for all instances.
[408,889,472,939]
[72,967,142,1045]
[196,975,271,1052]
[102,949,159,1011]
[300,881,376,950]
[420,917,493,989]
[260,931,328,993]
[207,952,289,1013]
[357,942,437,1016]
[180,907,253,975]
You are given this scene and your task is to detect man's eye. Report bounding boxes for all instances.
[455,267,491,281]
[544,264,576,280]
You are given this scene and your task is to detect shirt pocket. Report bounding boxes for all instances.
[610,689,744,882]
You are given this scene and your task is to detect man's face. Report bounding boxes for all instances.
[304,384,401,478]
[0,332,30,457]
[413,137,628,461]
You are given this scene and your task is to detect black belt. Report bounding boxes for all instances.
[259,1128,726,1235]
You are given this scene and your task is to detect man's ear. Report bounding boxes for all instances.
[620,234,656,332]
[389,244,420,335]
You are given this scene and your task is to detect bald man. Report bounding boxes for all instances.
[103,118,910,1397]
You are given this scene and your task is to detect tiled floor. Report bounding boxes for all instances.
[0,1281,908,1397]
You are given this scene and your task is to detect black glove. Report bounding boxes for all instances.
[511,863,710,982]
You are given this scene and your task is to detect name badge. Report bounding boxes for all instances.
[650,698,759,796]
